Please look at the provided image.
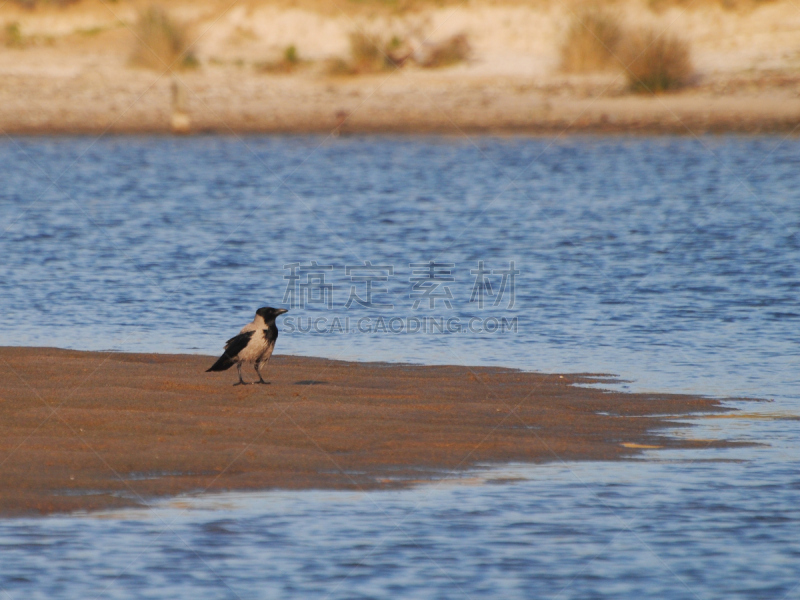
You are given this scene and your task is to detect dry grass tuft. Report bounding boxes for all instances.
[324,57,355,75]
[620,27,692,92]
[560,9,623,73]
[559,10,694,93]
[328,31,468,75]
[349,32,393,73]
[385,35,413,67]
[4,22,24,48]
[257,44,303,73]
[417,34,470,68]
[327,32,402,75]
[130,6,198,71]
[284,44,299,65]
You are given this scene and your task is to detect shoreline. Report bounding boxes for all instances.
[0,347,752,517]
[2,72,799,136]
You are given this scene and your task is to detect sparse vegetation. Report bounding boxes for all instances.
[3,22,59,48]
[349,32,393,72]
[327,31,467,75]
[130,6,198,71]
[416,34,470,68]
[384,35,412,66]
[559,10,693,93]
[325,32,397,75]
[324,57,353,75]
[257,44,303,73]
[4,22,24,48]
[284,44,298,64]
[560,9,623,72]
[620,27,692,92]
[77,26,105,37]
[182,53,200,69]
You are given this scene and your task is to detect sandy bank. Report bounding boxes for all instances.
[3,68,799,135]
[0,347,747,516]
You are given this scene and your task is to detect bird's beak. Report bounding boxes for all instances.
[276,309,289,315]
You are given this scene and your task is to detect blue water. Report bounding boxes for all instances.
[1,135,799,598]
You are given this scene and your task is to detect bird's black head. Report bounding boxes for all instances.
[256,306,289,323]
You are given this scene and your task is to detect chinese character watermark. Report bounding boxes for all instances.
[469,260,518,309]
[409,261,455,310]
[282,259,518,312]
[283,261,334,309]
[344,261,394,310]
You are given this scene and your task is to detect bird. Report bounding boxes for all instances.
[207,307,288,386]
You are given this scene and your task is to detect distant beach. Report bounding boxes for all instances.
[1,0,798,135]
[3,69,799,135]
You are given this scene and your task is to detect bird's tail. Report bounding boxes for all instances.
[206,354,235,372]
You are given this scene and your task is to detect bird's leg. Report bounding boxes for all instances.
[255,361,269,384]
[233,363,248,386]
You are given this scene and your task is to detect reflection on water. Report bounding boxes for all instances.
[0,135,798,598]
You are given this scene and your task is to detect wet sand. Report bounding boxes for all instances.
[0,347,746,516]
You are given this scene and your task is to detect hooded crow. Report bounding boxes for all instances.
[207,306,289,385]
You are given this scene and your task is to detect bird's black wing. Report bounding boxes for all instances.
[225,332,255,354]
[206,331,254,372]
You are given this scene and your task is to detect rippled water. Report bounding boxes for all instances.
[1,135,798,598]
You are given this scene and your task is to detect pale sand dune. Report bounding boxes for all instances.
[0,0,798,133]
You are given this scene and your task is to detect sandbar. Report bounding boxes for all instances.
[0,347,746,516]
